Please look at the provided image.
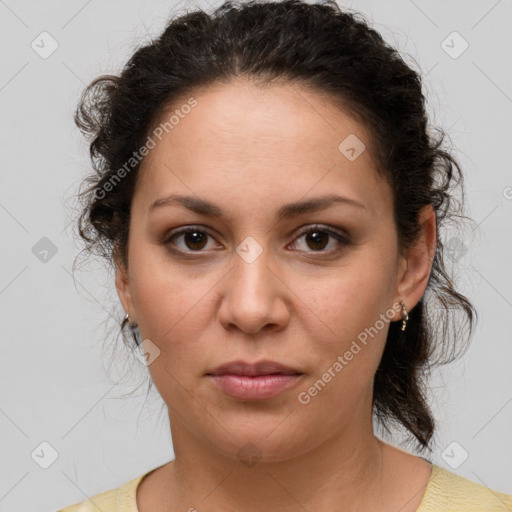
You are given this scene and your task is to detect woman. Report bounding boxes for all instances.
[59,0,512,510]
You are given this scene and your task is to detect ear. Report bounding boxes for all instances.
[394,204,437,315]
[114,254,135,320]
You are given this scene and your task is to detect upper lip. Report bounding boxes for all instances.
[208,360,303,377]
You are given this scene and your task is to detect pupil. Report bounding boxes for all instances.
[185,231,207,250]
[307,231,328,250]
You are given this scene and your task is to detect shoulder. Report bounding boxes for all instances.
[57,472,148,512]
[418,464,512,511]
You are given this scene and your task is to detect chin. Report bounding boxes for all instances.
[202,421,323,466]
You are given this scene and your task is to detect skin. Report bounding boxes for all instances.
[115,78,436,512]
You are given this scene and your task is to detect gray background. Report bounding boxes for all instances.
[1,0,511,510]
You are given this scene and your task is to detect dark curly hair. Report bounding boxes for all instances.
[71,0,477,454]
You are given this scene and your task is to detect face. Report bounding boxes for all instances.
[116,79,435,464]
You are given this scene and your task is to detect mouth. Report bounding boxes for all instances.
[206,360,304,400]
[207,359,303,377]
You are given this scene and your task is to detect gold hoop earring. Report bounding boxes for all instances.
[400,301,409,331]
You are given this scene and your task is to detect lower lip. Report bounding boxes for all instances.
[209,373,302,400]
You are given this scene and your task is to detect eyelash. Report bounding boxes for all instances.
[162,224,351,256]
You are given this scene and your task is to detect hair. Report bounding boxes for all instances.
[71,0,477,454]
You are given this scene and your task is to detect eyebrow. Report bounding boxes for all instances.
[148,193,367,222]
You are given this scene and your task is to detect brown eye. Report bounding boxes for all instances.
[181,230,208,250]
[290,225,350,253]
[164,227,215,252]
[304,230,330,250]
[163,224,350,256]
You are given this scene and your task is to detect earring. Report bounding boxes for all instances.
[400,301,409,331]
[123,312,141,346]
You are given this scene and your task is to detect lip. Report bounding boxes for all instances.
[206,360,304,400]
[208,360,302,377]
[209,374,303,400]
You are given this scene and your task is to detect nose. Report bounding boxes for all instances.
[217,246,290,335]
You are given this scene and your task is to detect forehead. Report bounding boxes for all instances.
[133,80,390,220]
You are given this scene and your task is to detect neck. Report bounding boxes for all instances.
[163,409,387,511]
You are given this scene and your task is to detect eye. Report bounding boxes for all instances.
[164,226,218,253]
[163,224,351,255]
[289,225,350,253]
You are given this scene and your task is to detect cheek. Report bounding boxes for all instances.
[295,248,396,392]
[305,253,395,343]
[129,261,211,407]
[128,241,212,334]
[126,253,217,390]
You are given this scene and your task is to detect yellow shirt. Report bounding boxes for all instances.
[58,464,512,511]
